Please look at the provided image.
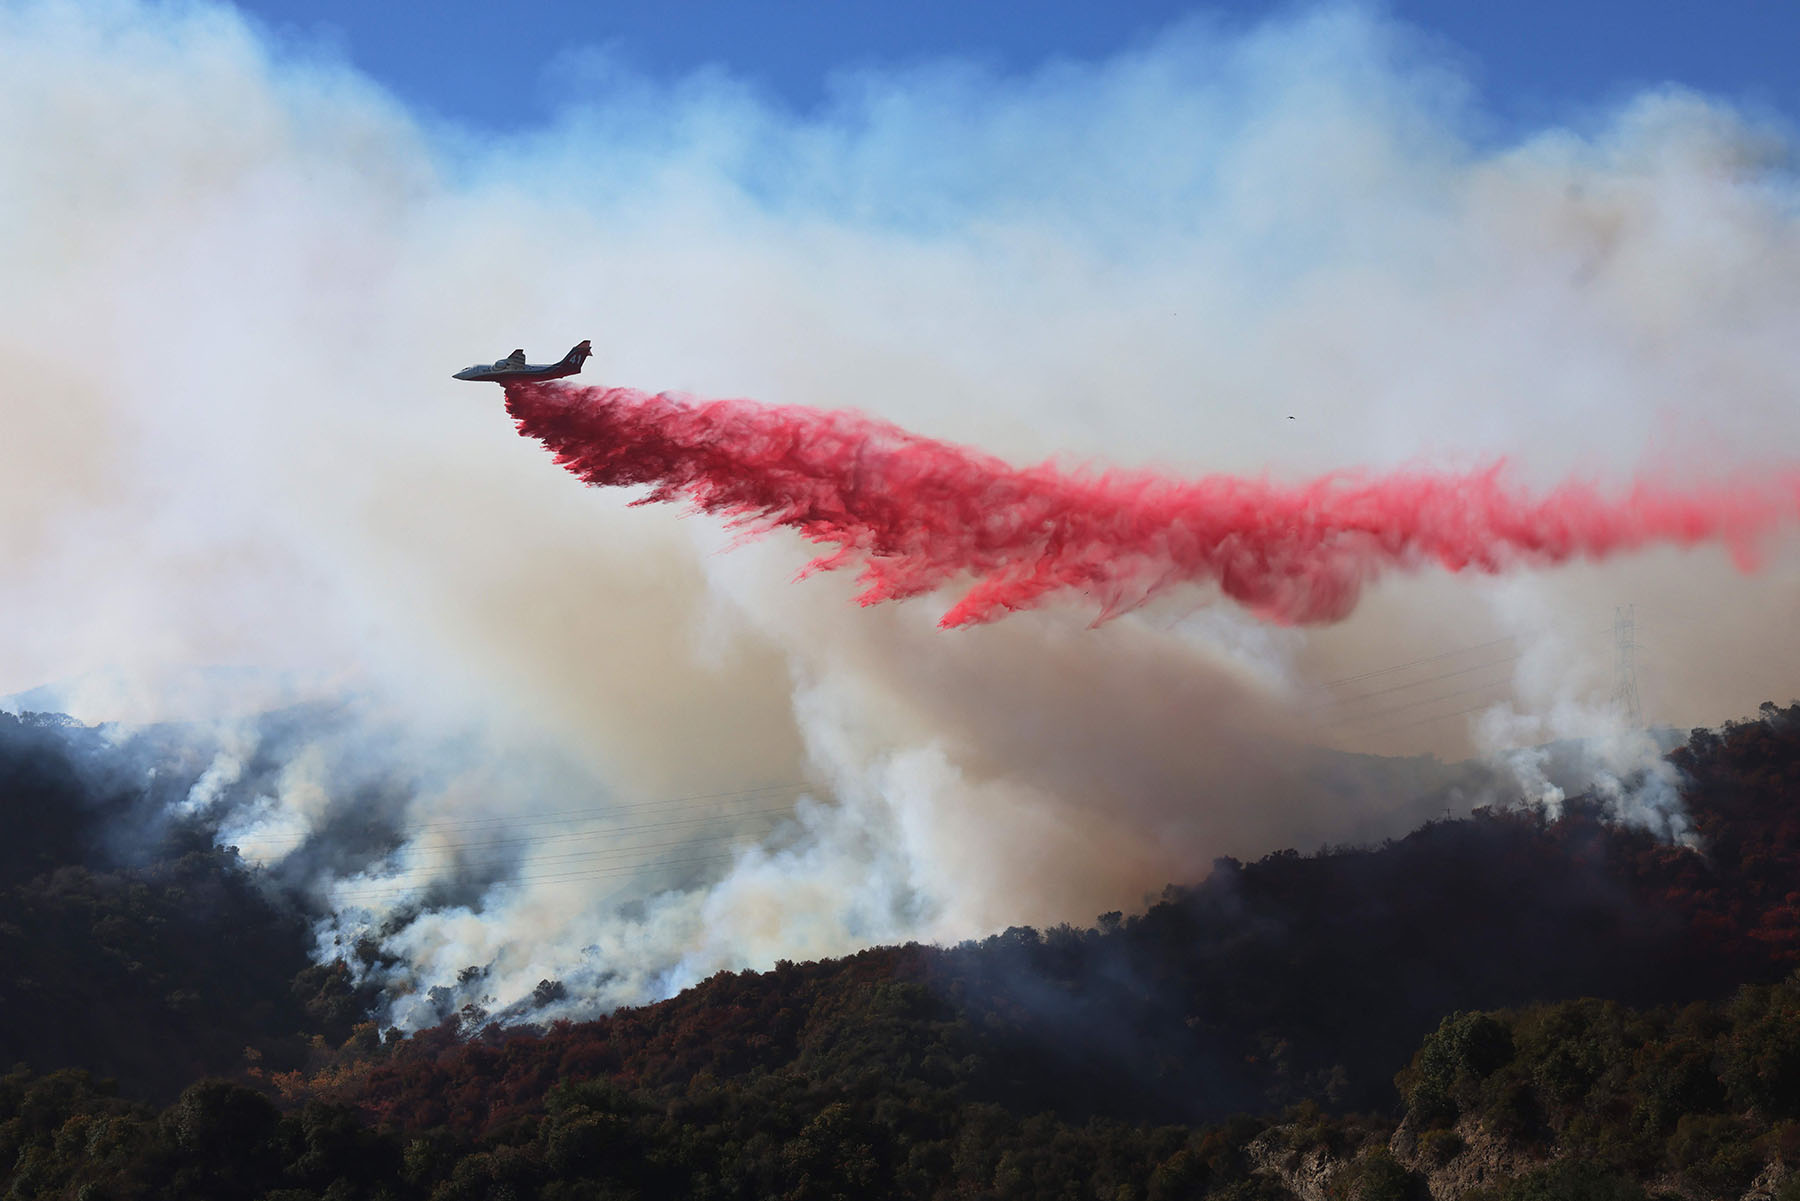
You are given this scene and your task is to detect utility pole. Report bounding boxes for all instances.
[1612,604,1642,728]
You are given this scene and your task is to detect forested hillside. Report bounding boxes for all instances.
[6,703,1800,1199]
[0,711,369,1098]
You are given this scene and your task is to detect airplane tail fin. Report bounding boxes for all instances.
[564,339,593,366]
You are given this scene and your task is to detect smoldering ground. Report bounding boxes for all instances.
[3,1,1800,1025]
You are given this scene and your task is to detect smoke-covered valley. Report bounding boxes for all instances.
[4,1,1800,1028]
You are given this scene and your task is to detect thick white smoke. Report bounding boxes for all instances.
[3,1,1799,1025]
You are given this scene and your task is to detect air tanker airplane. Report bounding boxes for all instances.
[453,340,591,383]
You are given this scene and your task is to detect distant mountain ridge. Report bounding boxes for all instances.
[1,663,339,725]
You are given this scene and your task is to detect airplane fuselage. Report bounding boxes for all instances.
[453,340,592,383]
[452,360,586,383]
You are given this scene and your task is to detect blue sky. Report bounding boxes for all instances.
[231,0,1800,133]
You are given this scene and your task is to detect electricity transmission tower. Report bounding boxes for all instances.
[1612,604,1642,727]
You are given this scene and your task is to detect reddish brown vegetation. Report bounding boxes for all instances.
[272,705,1800,1142]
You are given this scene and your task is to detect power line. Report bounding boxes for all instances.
[1340,615,1643,742]
[1322,677,1519,728]
[236,800,802,860]
[236,779,821,908]
[1613,604,1642,727]
[346,783,803,843]
[1318,635,1517,689]
[1312,621,1615,734]
[400,781,809,834]
[1363,694,1520,735]
[331,850,756,904]
[325,824,789,894]
[231,775,811,855]
[1318,621,1613,695]
[1304,652,1521,713]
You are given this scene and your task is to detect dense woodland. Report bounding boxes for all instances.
[5,703,1800,1199]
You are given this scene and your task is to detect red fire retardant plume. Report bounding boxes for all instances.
[503,381,1799,628]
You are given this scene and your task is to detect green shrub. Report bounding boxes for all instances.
[1400,1012,1516,1126]
[1340,1149,1425,1201]
[1418,1128,1464,1167]
[1667,1113,1764,1197]
[1723,982,1800,1118]
[1492,1159,1646,1201]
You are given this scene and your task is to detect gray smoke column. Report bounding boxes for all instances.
[3,1,1799,1025]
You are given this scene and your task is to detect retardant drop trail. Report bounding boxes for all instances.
[503,381,1800,627]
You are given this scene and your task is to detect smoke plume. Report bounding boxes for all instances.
[4,1,1800,1028]
[506,380,1800,627]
